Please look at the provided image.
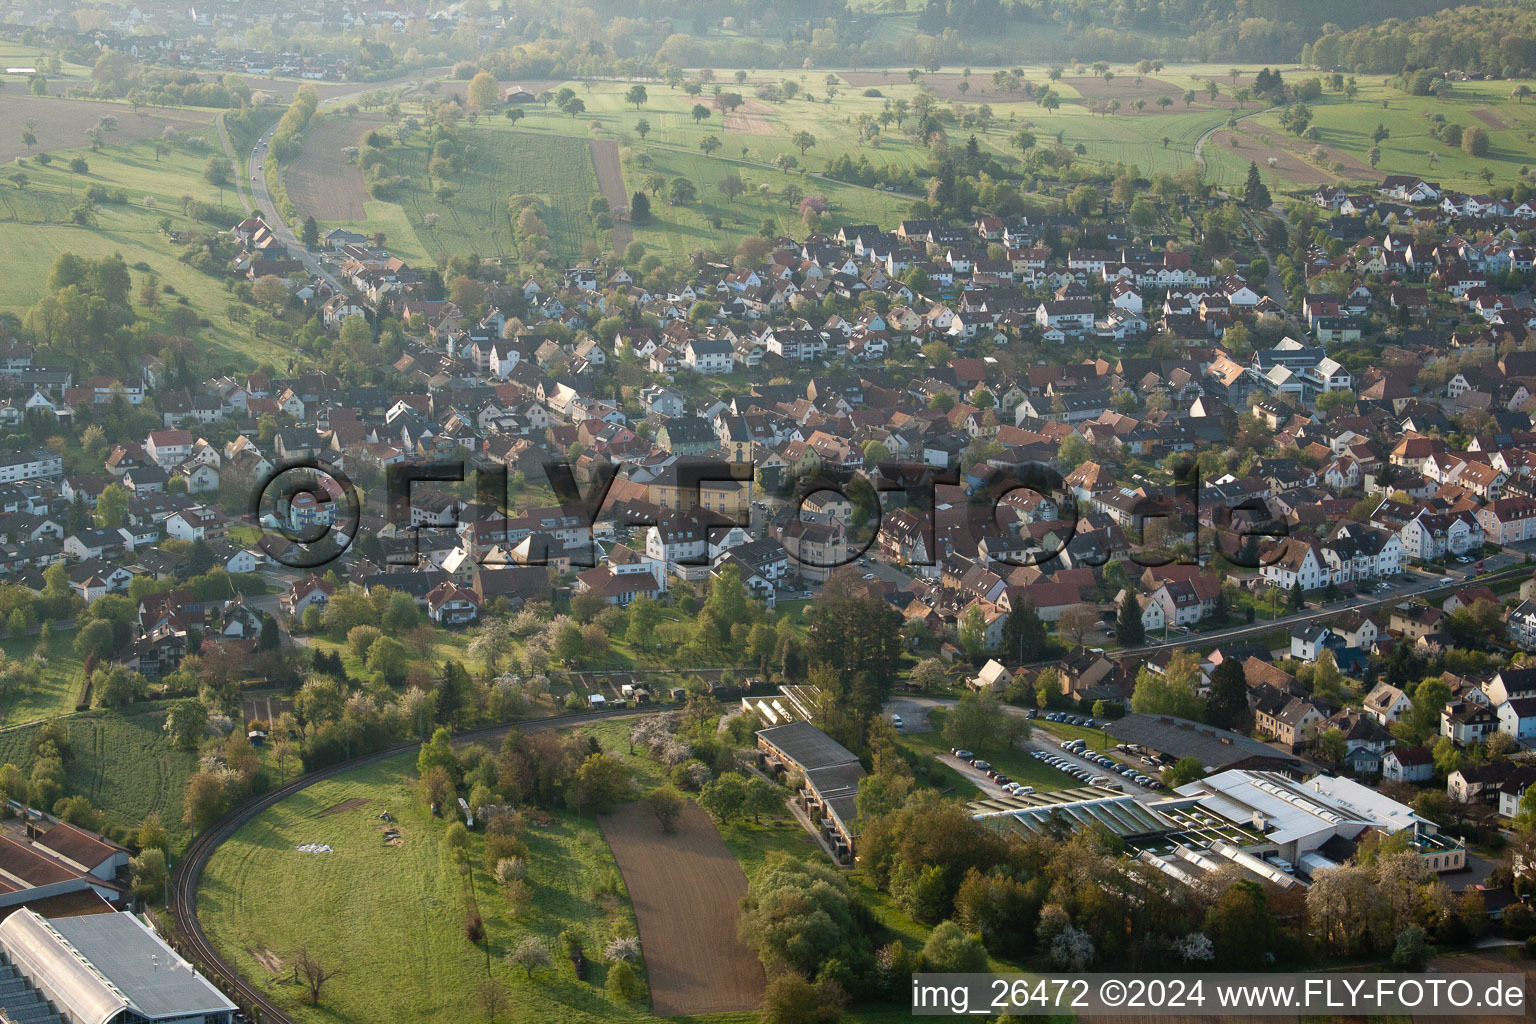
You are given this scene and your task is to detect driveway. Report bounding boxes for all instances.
[884,697,936,733]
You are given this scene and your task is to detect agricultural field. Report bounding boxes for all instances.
[0,708,200,845]
[282,112,376,222]
[0,627,86,727]
[288,65,1536,260]
[382,126,604,261]
[0,94,215,164]
[598,800,765,1016]
[1197,74,1536,192]
[199,748,668,1024]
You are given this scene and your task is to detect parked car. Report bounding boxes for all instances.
[973,760,992,772]
[952,749,974,761]
[891,714,903,728]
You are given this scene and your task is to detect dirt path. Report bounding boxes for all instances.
[599,800,765,1016]
[216,112,253,215]
[1470,108,1509,130]
[589,137,632,251]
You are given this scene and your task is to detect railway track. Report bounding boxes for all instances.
[167,705,668,1024]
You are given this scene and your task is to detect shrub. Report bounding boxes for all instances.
[605,961,641,1002]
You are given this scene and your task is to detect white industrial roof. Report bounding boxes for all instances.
[1175,770,1421,847]
[0,909,236,1024]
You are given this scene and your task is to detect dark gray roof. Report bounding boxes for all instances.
[757,721,859,771]
[1105,714,1305,771]
[1,909,236,1024]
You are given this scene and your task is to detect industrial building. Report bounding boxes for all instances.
[971,769,1463,888]
[756,721,865,863]
[0,908,237,1024]
[1104,713,1310,774]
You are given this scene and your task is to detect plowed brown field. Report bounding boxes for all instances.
[599,799,765,1017]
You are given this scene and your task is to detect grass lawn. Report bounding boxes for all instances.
[0,627,86,726]
[0,707,200,846]
[1204,75,1536,192]
[308,629,475,679]
[197,713,981,1024]
[382,127,603,261]
[0,130,296,370]
[200,749,673,1024]
[1031,719,1114,751]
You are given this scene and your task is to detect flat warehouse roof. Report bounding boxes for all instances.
[757,721,860,771]
[1105,714,1303,769]
[0,909,236,1024]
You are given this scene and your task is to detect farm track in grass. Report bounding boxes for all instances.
[589,138,631,249]
[599,800,766,1017]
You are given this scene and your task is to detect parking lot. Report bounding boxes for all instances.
[1020,733,1159,796]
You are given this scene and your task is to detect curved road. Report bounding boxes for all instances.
[216,76,446,292]
[168,704,668,1024]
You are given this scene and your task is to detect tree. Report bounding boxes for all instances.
[699,772,748,823]
[791,130,816,156]
[629,191,651,223]
[699,134,721,156]
[477,977,510,1022]
[293,945,339,1005]
[1316,726,1348,767]
[719,172,746,202]
[418,726,457,780]
[1243,162,1271,209]
[183,771,227,831]
[643,785,685,832]
[921,920,988,972]
[1002,600,1048,662]
[1205,656,1248,729]
[572,753,632,812]
[202,156,232,196]
[943,692,1026,753]
[606,961,641,1003]
[1163,756,1206,788]
[634,118,651,140]
[739,853,867,979]
[669,177,697,204]
[1392,923,1429,969]
[1463,126,1490,157]
[122,838,169,899]
[165,698,208,750]
[301,215,319,248]
[1058,604,1098,646]
[1130,653,1203,719]
[74,619,116,661]
[509,936,552,978]
[92,666,145,709]
[137,813,169,853]
[467,72,499,111]
[1395,678,1451,746]
[625,85,648,110]
[743,775,782,823]
[761,974,841,1024]
[1116,595,1145,646]
[691,104,711,123]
